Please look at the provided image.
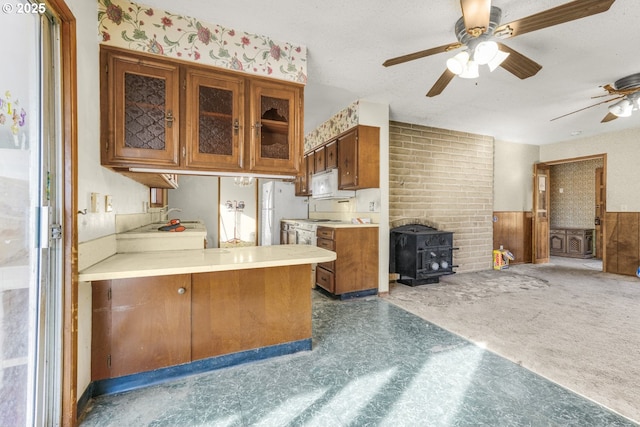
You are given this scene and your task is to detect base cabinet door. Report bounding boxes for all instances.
[91,275,191,380]
[191,266,312,360]
[315,226,378,295]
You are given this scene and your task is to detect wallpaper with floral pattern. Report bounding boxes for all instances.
[98,0,307,84]
[304,101,360,151]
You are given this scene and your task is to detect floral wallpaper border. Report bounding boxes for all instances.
[304,101,360,151]
[98,0,307,84]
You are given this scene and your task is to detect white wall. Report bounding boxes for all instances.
[493,140,539,211]
[540,128,640,212]
[358,100,390,294]
[168,176,219,248]
[68,0,151,244]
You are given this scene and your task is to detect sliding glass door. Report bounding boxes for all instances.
[0,6,64,426]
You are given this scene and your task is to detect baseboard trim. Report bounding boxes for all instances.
[90,339,311,398]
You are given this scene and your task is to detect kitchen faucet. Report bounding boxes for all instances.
[163,207,182,221]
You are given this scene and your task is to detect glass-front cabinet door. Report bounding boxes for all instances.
[249,80,301,174]
[184,70,244,170]
[103,50,180,167]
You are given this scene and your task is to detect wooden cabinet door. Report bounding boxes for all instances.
[101,48,180,167]
[338,129,358,188]
[184,69,244,170]
[249,80,302,174]
[191,266,312,360]
[306,151,315,195]
[325,140,338,169]
[295,153,309,196]
[314,145,326,172]
[91,275,191,380]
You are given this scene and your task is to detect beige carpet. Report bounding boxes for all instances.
[383,257,640,424]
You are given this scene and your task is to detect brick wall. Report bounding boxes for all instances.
[389,121,494,272]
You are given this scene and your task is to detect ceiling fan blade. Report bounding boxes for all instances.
[495,0,616,39]
[601,112,618,123]
[550,96,622,122]
[426,69,456,97]
[497,43,542,79]
[460,0,491,36]
[383,43,461,67]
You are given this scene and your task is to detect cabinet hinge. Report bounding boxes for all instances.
[107,354,111,369]
[183,78,186,90]
[105,63,108,74]
[107,287,112,301]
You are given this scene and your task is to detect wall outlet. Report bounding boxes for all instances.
[369,201,375,212]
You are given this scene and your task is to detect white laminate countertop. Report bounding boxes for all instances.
[317,222,379,229]
[78,244,336,282]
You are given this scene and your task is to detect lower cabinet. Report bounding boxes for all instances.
[315,226,378,296]
[91,275,191,380]
[549,228,594,258]
[191,266,311,360]
[91,265,312,380]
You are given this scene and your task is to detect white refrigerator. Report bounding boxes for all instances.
[261,180,308,245]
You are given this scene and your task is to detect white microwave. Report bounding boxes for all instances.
[311,169,356,200]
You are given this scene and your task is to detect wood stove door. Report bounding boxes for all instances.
[533,163,550,264]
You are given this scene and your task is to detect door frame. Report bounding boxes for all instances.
[533,154,607,267]
[46,0,78,425]
[532,162,550,264]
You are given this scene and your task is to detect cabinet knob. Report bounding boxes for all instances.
[177,287,186,295]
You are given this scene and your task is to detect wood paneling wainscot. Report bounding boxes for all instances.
[492,212,533,265]
[605,212,640,276]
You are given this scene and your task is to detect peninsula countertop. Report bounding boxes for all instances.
[78,244,336,282]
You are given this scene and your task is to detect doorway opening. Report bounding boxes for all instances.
[535,154,606,271]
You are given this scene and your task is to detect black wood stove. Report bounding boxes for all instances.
[390,224,457,286]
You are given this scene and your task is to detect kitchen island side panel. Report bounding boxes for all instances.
[191,264,312,360]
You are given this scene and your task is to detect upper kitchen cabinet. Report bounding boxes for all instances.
[100,47,180,168]
[249,80,302,175]
[100,46,303,179]
[184,68,244,170]
[338,125,380,190]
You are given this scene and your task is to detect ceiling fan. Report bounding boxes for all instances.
[551,73,640,123]
[382,0,616,97]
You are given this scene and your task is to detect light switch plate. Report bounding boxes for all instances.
[105,195,113,212]
[90,192,99,213]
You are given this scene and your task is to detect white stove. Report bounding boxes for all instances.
[294,219,343,245]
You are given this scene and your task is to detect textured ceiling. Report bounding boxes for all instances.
[142,0,640,145]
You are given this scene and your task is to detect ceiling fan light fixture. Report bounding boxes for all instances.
[446,51,470,75]
[487,49,509,72]
[459,60,479,79]
[608,98,633,117]
[473,40,499,65]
